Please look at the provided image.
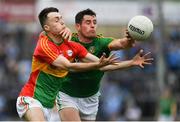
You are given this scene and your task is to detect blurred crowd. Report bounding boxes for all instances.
[0,22,38,120]
[0,22,180,121]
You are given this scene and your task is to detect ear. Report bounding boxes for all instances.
[44,25,49,31]
[75,23,80,31]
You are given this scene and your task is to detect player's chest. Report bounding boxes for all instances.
[86,45,105,56]
[57,46,75,61]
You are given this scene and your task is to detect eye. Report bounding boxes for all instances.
[85,20,91,24]
[55,18,59,22]
[55,16,61,22]
[93,20,97,25]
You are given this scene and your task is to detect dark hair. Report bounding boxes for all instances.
[75,8,96,24]
[38,7,59,29]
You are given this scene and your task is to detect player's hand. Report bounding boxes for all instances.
[98,53,119,67]
[59,27,72,41]
[121,29,136,49]
[132,49,153,68]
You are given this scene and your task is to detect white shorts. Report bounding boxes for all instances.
[16,96,53,120]
[158,114,174,121]
[56,91,100,120]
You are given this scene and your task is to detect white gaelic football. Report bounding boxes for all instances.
[128,15,153,41]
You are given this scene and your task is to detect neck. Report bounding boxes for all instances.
[78,33,92,44]
[46,32,63,44]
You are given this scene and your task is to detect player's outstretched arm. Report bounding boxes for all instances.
[80,52,119,65]
[52,53,116,72]
[108,29,136,50]
[100,49,153,71]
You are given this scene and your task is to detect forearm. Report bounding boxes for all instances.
[100,60,133,71]
[53,55,103,72]
[108,38,126,51]
[67,62,101,72]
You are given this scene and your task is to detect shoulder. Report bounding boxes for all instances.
[71,33,79,42]
[35,33,57,53]
[72,33,78,37]
[38,32,50,44]
[95,34,114,40]
[96,34,103,38]
[93,34,114,46]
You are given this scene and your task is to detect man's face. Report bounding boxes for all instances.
[76,15,97,38]
[44,12,66,35]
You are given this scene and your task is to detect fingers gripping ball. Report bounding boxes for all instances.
[128,15,154,41]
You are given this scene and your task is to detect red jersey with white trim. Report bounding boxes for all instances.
[19,32,88,108]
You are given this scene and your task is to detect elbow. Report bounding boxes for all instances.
[99,68,103,71]
[56,62,72,71]
[64,63,78,72]
[63,62,73,70]
[64,62,78,71]
[99,67,108,72]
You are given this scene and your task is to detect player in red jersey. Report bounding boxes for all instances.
[16,7,117,121]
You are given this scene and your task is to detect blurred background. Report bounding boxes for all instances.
[0,0,180,121]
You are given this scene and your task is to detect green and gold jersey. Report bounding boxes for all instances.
[59,33,114,97]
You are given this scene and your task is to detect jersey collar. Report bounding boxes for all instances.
[44,32,63,46]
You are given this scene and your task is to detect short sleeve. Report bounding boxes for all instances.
[98,37,114,56]
[101,37,114,49]
[34,36,60,64]
[78,45,88,58]
[70,42,88,59]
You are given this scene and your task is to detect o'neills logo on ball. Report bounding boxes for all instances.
[129,24,145,35]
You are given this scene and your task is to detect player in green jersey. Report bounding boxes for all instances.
[57,9,149,121]
[157,87,177,121]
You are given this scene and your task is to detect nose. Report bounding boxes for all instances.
[60,19,64,25]
[91,23,95,28]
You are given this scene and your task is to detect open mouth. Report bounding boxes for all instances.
[90,30,95,33]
